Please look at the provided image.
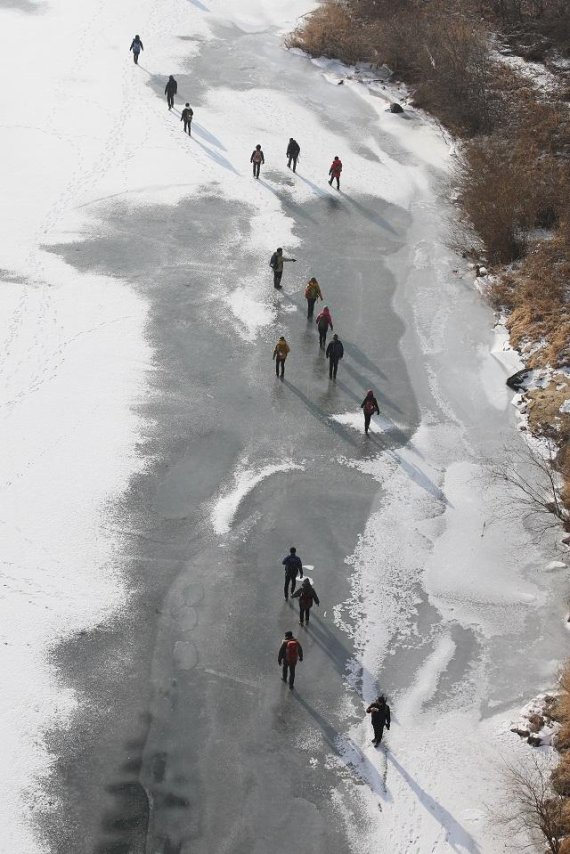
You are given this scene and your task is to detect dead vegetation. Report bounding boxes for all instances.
[500,754,569,853]
[289,0,570,514]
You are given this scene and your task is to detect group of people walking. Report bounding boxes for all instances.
[271,267,379,428]
[129,33,390,744]
[278,546,390,746]
[250,140,343,190]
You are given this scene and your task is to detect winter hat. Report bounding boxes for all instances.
[285,631,293,639]
[302,578,310,587]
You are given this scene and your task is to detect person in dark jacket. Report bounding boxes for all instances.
[130,35,144,64]
[292,578,320,626]
[165,75,177,110]
[315,306,333,349]
[282,546,303,600]
[270,247,296,289]
[366,695,391,746]
[361,389,380,434]
[278,630,303,689]
[181,103,193,135]
[286,138,300,172]
[326,334,344,380]
[250,144,265,178]
[328,156,343,190]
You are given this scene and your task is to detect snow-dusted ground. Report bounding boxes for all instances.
[1,0,568,851]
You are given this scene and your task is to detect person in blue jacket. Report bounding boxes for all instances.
[282,547,303,600]
[130,35,144,64]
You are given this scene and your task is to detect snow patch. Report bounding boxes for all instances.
[211,460,304,534]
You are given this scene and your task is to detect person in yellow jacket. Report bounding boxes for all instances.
[304,277,323,319]
[273,336,290,378]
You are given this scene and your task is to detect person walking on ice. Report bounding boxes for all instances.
[130,35,143,64]
[326,333,344,380]
[273,336,290,379]
[286,138,300,172]
[366,695,390,746]
[250,144,265,178]
[304,277,322,319]
[278,631,303,690]
[328,156,343,190]
[361,389,380,434]
[292,578,320,626]
[181,103,193,135]
[270,247,296,289]
[165,75,177,110]
[282,546,303,599]
[316,305,333,349]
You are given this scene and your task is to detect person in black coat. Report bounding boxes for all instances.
[325,334,344,380]
[181,103,193,135]
[286,138,300,172]
[292,578,320,625]
[282,546,303,600]
[366,695,391,746]
[130,35,143,64]
[165,75,177,110]
[361,389,380,434]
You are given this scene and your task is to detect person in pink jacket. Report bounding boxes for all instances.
[315,306,333,349]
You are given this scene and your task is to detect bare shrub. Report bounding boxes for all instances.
[500,754,570,853]
[489,440,570,534]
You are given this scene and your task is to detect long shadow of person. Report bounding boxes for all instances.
[292,693,392,802]
[191,122,227,151]
[283,380,359,448]
[342,341,387,379]
[336,370,403,415]
[386,752,480,852]
[191,137,240,175]
[344,196,400,236]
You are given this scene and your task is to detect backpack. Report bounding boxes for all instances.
[285,639,299,664]
[364,398,376,415]
[299,590,313,607]
[270,252,278,269]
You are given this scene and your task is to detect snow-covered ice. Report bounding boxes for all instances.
[1,0,567,850]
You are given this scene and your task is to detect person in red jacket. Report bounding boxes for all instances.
[292,578,320,626]
[328,156,342,190]
[278,631,303,689]
[316,305,333,349]
[361,389,380,434]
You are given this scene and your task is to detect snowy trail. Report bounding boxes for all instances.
[1,0,567,851]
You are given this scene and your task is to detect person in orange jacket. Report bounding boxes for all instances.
[328,156,343,190]
[273,336,290,378]
[304,277,323,319]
